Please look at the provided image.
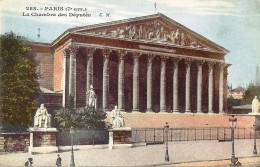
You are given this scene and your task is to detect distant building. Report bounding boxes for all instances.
[227,86,244,99]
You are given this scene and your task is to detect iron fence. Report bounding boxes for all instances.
[131,127,260,144]
[56,129,108,146]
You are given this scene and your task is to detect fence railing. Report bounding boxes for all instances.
[56,129,108,146]
[131,127,260,144]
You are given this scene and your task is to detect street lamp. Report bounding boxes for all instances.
[229,116,241,166]
[70,127,75,167]
[253,122,257,155]
[164,122,169,162]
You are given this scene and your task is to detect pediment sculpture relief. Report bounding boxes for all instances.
[86,20,212,50]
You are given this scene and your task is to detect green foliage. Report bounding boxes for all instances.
[0,32,40,127]
[243,85,260,103]
[227,96,243,109]
[55,106,107,129]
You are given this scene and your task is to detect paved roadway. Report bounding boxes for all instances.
[1,139,260,166]
[164,157,260,166]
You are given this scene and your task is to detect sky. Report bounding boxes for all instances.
[0,0,260,88]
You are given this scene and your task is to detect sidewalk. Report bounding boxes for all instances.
[164,157,260,166]
[1,139,260,166]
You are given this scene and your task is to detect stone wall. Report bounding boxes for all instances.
[106,113,256,128]
[0,133,29,152]
[29,42,54,91]
[53,49,64,92]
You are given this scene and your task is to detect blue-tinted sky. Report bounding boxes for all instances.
[1,0,260,88]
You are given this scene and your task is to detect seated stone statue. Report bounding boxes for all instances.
[34,104,51,128]
[111,106,125,128]
[252,96,260,114]
[86,85,97,108]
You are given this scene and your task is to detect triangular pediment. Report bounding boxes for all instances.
[68,13,228,53]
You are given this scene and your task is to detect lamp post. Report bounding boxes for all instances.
[70,127,75,167]
[253,122,257,155]
[229,115,241,166]
[164,122,169,162]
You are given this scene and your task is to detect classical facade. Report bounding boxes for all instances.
[32,13,230,114]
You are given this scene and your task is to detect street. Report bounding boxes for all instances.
[1,139,260,166]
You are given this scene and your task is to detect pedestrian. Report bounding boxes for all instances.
[56,154,62,166]
[24,158,33,166]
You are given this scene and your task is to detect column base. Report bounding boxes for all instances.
[196,110,203,114]
[132,109,139,113]
[185,110,192,113]
[160,109,167,113]
[219,111,224,114]
[119,109,125,112]
[172,110,179,113]
[146,109,154,113]
[208,111,215,114]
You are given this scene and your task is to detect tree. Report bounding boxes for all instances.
[55,106,107,129]
[243,85,260,104]
[0,32,40,127]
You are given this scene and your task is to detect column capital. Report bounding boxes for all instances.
[172,57,181,68]
[184,58,193,66]
[172,57,181,63]
[63,48,70,58]
[85,47,96,57]
[160,55,168,61]
[207,61,216,68]
[147,54,155,63]
[116,50,127,60]
[132,52,141,60]
[68,46,79,54]
[102,49,112,58]
[218,62,227,69]
[196,60,205,67]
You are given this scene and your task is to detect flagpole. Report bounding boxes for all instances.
[154,1,157,13]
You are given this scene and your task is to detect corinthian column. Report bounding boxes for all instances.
[160,56,167,112]
[147,54,155,113]
[62,49,70,108]
[68,46,79,108]
[85,48,95,93]
[184,58,193,113]
[172,58,180,113]
[219,63,226,114]
[133,52,140,112]
[196,60,204,113]
[208,61,215,114]
[102,49,111,112]
[117,50,126,112]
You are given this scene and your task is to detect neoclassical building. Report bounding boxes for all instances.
[32,13,230,115]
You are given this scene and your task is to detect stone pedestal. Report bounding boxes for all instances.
[109,127,132,149]
[28,127,58,154]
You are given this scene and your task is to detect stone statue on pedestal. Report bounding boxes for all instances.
[86,85,97,108]
[111,106,125,128]
[252,96,260,114]
[34,104,51,128]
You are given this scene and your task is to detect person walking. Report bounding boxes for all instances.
[56,154,62,166]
